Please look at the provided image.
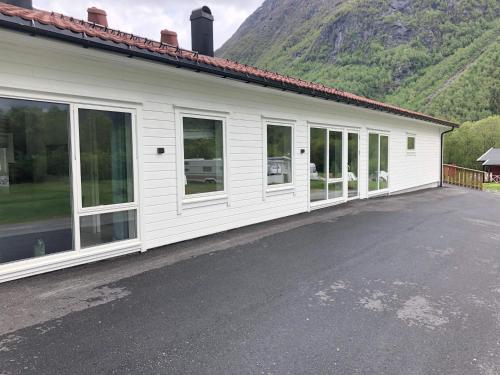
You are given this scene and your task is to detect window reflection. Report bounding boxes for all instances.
[310,128,327,202]
[0,98,73,264]
[80,210,137,248]
[369,133,389,191]
[407,136,415,151]
[348,133,358,197]
[183,117,224,195]
[267,125,292,185]
[380,135,389,190]
[79,109,134,207]
[329,131,342,180]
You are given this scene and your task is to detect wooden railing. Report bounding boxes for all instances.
[443,164,483,190]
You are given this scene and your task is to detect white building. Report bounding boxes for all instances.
[0,1,457,282]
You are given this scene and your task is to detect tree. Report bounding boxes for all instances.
[444,116,500,169]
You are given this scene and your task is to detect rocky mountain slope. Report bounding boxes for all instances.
[217,0,499,122]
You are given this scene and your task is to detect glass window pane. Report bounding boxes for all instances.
[348,133,358,198]
[329,131,343,179]
[310,128,327,202]
[369,133,379,192]
[267,125,292,185]
[0,98,73,264]
[79,109,134,207]
[380,135,389,190]
[407,136,415,150]
[328,181,343,200]
[183,117,224,195]
[80,210,137,248]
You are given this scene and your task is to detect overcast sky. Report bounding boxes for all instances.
[35,0,263,49]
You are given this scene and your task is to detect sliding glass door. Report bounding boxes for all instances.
[328,131,343,199]
[310,127,359,205]
[368,133,389,192]
[310,128,327,202]
[347,132,359,198]
[0,98,138,266]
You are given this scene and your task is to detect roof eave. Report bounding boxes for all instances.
[0,13,459,128]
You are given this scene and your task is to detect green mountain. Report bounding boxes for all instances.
[217,0,500,123]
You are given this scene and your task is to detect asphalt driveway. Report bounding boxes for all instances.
[1,186,500,375]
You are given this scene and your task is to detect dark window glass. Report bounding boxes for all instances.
[407,136,416,151]
[183,117,224,195]
[0,98,73,264]
[380,135,389,190]
[267,125,292,185]
[369,133,389,191]
[80,210,137,248]
[348,133,359,197]
[310,128,327,202]
[369,133,379,192]
[329,131,342,180]
[79,109,134,207]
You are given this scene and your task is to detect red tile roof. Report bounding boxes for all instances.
[0,2,458,127]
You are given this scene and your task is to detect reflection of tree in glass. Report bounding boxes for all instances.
[2,105,69,184]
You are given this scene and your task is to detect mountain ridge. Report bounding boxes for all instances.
[217,0,500,123]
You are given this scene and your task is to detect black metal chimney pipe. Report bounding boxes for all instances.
[190,6,214,57]
[3,0,33,9]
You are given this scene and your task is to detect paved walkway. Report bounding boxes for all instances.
[1,186,499,374]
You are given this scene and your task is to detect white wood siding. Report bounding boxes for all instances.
[0,30,447,261]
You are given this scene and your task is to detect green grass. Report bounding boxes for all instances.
[484,183,500,191]
[0,180,71,225]
[0,178,133,225]
[185,181,224,195]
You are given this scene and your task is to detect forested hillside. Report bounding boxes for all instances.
[444,116,500,169]
[218,0,499,124]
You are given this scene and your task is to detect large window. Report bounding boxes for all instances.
[369,133,389,192]
[0,100,138,266]
[79,109,134,207]
[0,98,73,264]
[78,108,137,246]
[183,117,224,196]
[267,124,292,186]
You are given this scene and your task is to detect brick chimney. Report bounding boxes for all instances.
[87,7,108,27]
[161,29,179,47]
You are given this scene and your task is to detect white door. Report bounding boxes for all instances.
[310,127,359,206]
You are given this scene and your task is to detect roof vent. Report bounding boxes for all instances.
[161,29,179,47]
[87,7,108,27]
[3,0,32,9]
[190,6,214,57]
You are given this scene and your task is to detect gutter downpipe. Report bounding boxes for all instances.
[440,126,455,187]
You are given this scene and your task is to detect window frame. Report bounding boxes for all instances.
[347,130,360,200]
[367,130,390,195]
[308,123,357,207]
[0,88,144,281]
[175,108,229,211]
[407,133,416,154]
[0,91,141,268]
[262,119,295,198]
[73,104,140,251]
[264,121,295,191]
